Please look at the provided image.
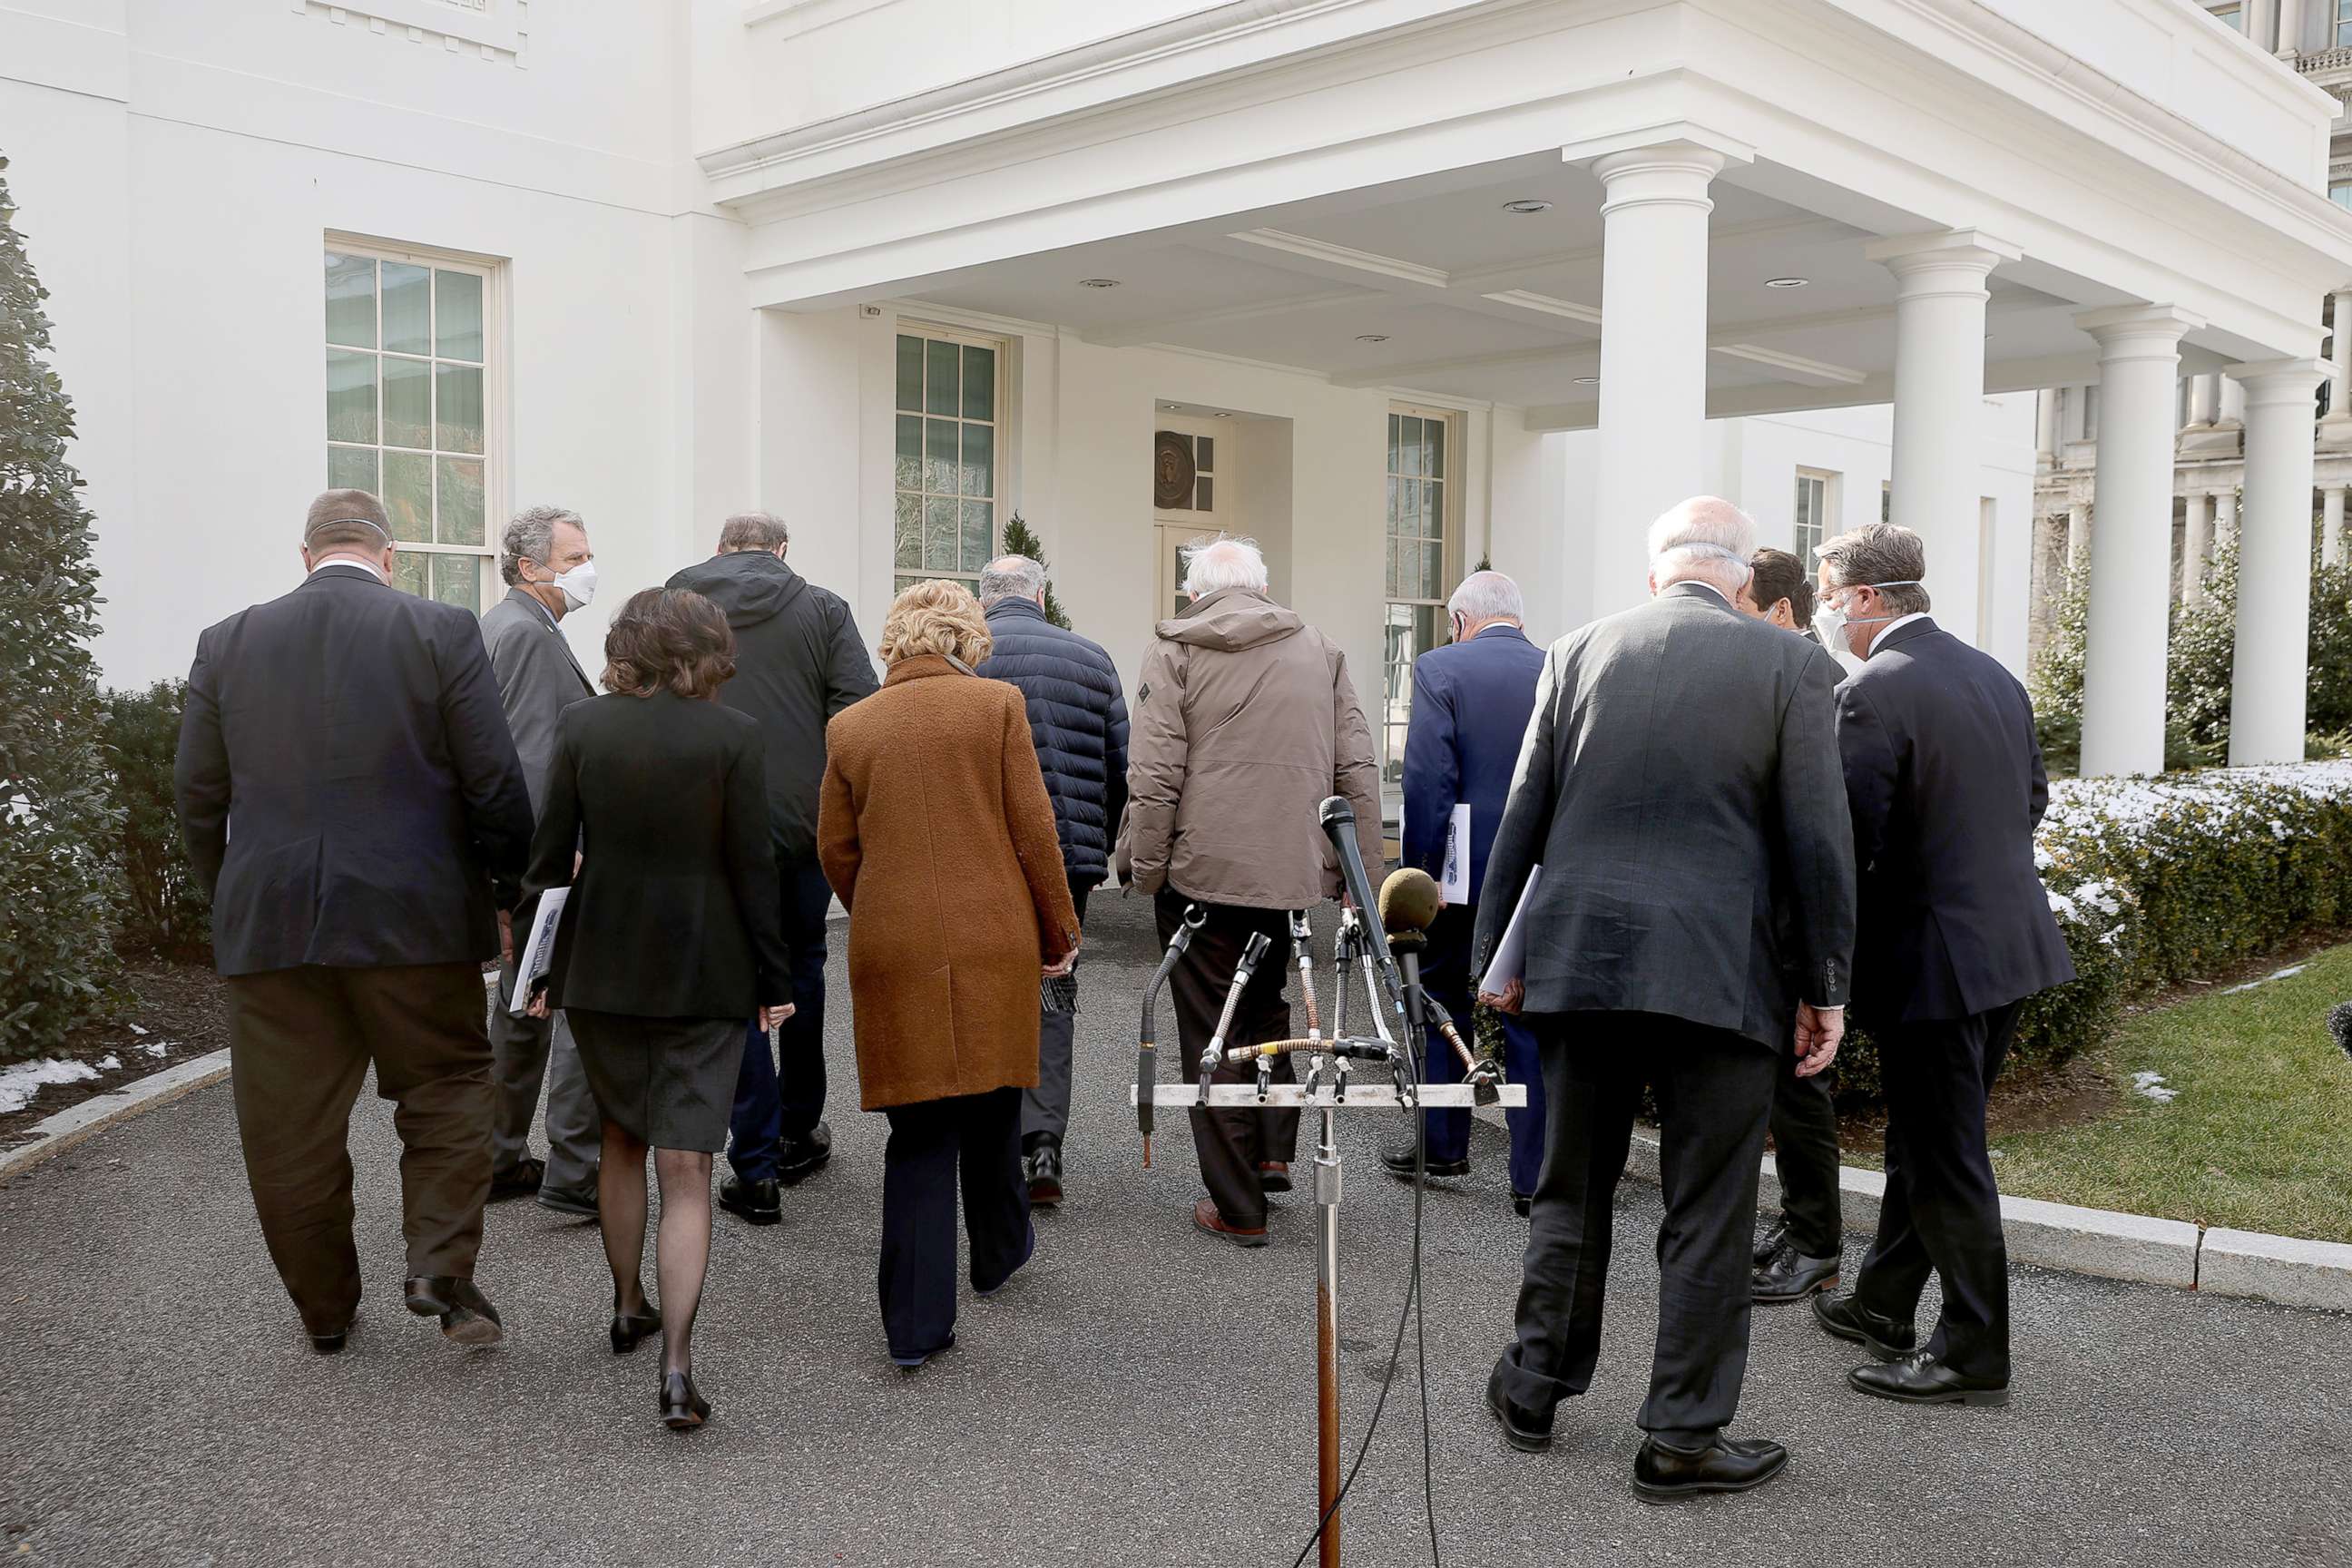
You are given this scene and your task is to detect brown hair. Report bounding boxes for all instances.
[1748,547,1815,625]
[602,588,737,700]
[877,579,993,668]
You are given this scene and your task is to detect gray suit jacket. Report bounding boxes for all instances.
[1470,582,1857,1048]
[480,587,595,813]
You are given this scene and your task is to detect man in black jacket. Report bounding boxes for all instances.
[173,490,534,1353]
[667,512,877,1225]
[1808,524,2073,1408]
[975,554,1129,1206]
[1474,498,1855,1501]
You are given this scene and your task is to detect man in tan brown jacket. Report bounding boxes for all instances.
[1120,536,1384,1245]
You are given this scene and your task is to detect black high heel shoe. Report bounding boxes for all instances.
[661,1370,710,1431]
[610,1308,661,1355]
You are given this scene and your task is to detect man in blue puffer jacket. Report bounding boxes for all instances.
[975,553,1130,1208]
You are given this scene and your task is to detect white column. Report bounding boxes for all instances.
[2218,372,2246,432]
[2066,504,2089,572]
[2035,390,2059,467]
[2278,0,2308,56]
[1867,230,2020,636]
[1589,140,1729,613]
[2323,485,2346,566]
[2230,359,2328,764]
[2183,373,2217,430]
[2076,305,2203,777]
[2213,490,2236,547]
[2181,491,2212,605]
[2318,289,2352,449]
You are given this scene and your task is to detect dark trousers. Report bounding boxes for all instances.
[1495,1012,1777,1449]
[1156,890,1297,1230]
[486,956,601,1189]
[878,1086,1033,1358]
[1021,879,1093,1148]
[1767,1056,1844,1258]
[223,961,494,1336]
[729,857,834,1181]
[1416,907,1547,1195]
[1852,1002,2019,1382]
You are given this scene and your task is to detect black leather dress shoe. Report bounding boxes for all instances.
[719,1176,781,1226]
[404,1276,504,1346]
[661,1369,711,1430]
[1632,1435,1788,1503]
[488,1156,544,1201]
[537,1180,599,1219]
[309,1323,351,1356]
[1024,1141,1064,1207]
[1810,1291,1916,1361]
[1484,1364,1553,1453]
[776,1121,833,1185]
[1381,1144,1471,1181]
[1512,1191,1533,1220]
[1753,1241,1840,1303]
[1752,1214,1790,1269]
[1849,1351,2010,1406]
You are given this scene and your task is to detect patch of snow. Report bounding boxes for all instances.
[140,1040,168,1058]
[2219,964,2308,996]
[2130,1071,2179,1104]
[0,1057,100,1114]
[94,1054,119,1071]
[127,1024,148,1036]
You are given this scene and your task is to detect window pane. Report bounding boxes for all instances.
[895,574,921,597]
[896,336,924,414]
[1424,479,1443,541]
[327,350,377,443]
[383,451,434,544]
[961,345,995,420]
[1421,541,1443,601]
[436,362,485,454]
[925,339,958,416]
[1387,413,1401,473]
[924,496,957,571]
[1386,476,1402,536]
[1399,416,1422,477]
[325,253,376,348]
[435,270,484,361]
[925,418,957,495]
[383,356,431,449]
[1193,475,1213,513]
[1385,537,1399,599]
[894,493,921,568]
[437,456,485,545]
[431,552,483,611]
[961,500,993,572]
[896,415,923,492]
[391,550,428,598]
[381,262,431,357]
[961,422,994,498]
[327,444,377,493]
[1426,419,1444,481]
[1195,436,1214,474]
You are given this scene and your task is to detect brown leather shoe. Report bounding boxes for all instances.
[1194,1196,1269,1248]
[1259,1161,1292,1193]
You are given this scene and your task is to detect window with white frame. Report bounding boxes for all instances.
[2207,3,2244,34]
[1383,406,1457,782]
[2336,0,2351,47]
[1794,469,1837,564]
[2331,181,2352,211]
[893,328,1004,596]
[324,243,495,610]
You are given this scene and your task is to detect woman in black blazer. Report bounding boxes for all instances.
[520,587,793,1432]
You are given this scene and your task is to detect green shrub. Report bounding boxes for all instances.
[0,156,125,1063]
[105,681,211,961]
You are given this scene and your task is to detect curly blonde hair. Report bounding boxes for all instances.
[877,579,994,668]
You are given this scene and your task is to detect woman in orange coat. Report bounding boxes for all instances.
[818,580,1081,1368]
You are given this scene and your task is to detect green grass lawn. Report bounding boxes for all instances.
[1986,941,2352,1245]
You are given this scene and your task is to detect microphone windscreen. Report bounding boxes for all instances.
[1318,795,1356,828]
[1378,867,1444,938]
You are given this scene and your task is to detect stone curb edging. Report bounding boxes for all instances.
[0,1048,232,1186]
[1470,1102,2352,1313]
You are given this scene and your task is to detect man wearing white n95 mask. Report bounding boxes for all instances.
[480,505,604,1216]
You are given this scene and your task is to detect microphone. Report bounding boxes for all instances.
[1317,796,1385,932]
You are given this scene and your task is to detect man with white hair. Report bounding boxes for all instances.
[1388,569,1548,1215]
[1472,496,1856,1500]
[1121,535,1383,1247]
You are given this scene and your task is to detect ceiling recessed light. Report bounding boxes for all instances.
[1503,200,1553,214]
[1573,376,1600,385]
[1162,402,1181,410]
[1765,276,1808,289]
[1212,410,1233,418]
[1356,333,1390,343]
[1078,277,1122,289]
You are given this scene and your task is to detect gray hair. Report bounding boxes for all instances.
[978,554,1046,605]
[1646,496,1757,596]
[718,511,789,553]
[1181,535,1269,598]
[1446,570,1524,626]
[1817,524,1932,616]
[501,505,583,586]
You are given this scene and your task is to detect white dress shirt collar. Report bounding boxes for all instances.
[1867,612,1931,657]
[309,556,388,584]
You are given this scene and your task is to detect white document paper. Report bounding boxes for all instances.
[1439,804,1472,903]
[1480,865,1543,989]
[509,887,570,1015]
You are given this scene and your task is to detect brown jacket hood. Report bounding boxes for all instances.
[1154,587,1306,652]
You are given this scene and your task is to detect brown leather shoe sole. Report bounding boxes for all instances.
[1194,1199,1269,1248]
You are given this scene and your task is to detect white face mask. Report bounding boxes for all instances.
[1813,580,1919,654]
[547,558,597,612]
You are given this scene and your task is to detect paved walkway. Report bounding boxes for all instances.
[2,893,2347,1567]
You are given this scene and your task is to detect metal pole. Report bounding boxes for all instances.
[1315,1097,1341,1568]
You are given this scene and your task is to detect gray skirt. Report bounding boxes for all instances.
[566,1010,742,1152]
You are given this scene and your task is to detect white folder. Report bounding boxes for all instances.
[1479,865,1543,989]
[509,887,569,1015]
[1439,804,1471,904]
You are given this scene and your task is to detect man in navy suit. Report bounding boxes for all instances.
[175,489,534,1354]
[1388,570,1548,1214]
[1805,524,2073,1407]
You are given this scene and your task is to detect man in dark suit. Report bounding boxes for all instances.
[1474,498,1855,1501]
[480,505,603,1217]
[174,490,534,1353]
[1808,524,2073,1407]
[1390,568,1547,1215]
[667,512,877,1226]
[975,554,1129,1208]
